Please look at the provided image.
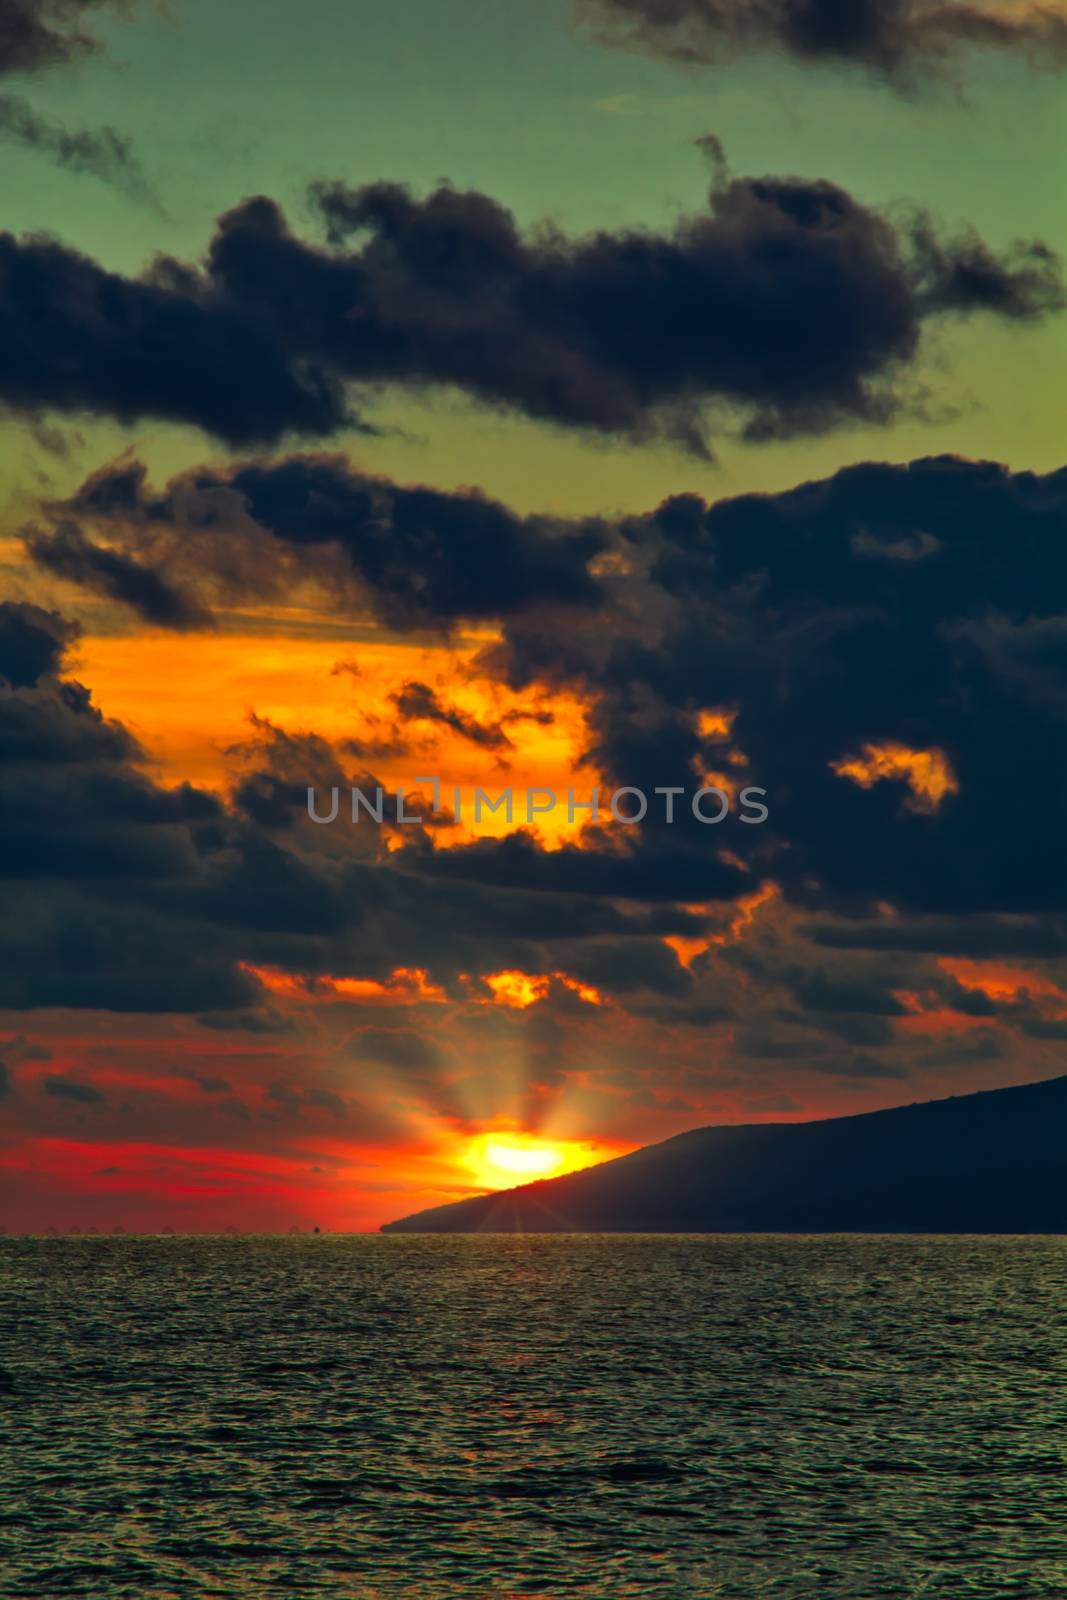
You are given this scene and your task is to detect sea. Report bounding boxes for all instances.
[2,1234,1066,1598]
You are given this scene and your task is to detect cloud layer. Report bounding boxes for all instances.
[575,0,1067,82]
[27,448,1067,928]
[0,162,1060,450]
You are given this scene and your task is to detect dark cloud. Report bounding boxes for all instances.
[5,158,1057,453]
[50,444,1067,942]
[633,1000,735,1026]
[195,1009,294,1035]
[736,1028,826,1060]
[0,601,76,688]
[348,1027,451,1075]
[0,93,160,209]
[301,170,1060,451]
[493,453,1067,919]
[24,518,210,626]
[806,1012,897,1046]
[792,972,907,1015]
[42,1074,104,1102]
[811,1054,910,1081]
[575,0,1067,83]
[0,598,290,1010]
[916,1029,1007,1066]
[392,681,513,751]
[0,229,349,446]
[806,914,1067,957]
[0,1060,10,1096]
[0,1033,50,1065]
[34,453,608,629]
[562,937,692,997]
[0,0,123,78]
[1021,1018,1067,1040]
[266,1081,347,1118]
[414,827,751,904]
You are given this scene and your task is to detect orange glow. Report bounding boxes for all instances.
[664,902,715,968]
[939,958,1066,1006]
[697,768,738,800]
[73,629,601,845]
[484,970,546,1008]
[559,975,603,1005]
[245,965,448,1004]
[480,970,604,1008]
[712,880,779,946]
[663,933,707,968]
[892,990,994,1034]
[0,1133,454,1232]
[831,741,958,812]
[696,708,735,740]
[897,1011,993,1036]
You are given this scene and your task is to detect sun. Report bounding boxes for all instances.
[465,1131,602,1189]
[483,1138,563,1178]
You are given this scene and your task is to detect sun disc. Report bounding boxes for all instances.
[483,1138,562,1177]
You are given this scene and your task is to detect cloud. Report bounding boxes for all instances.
[1021,1017,1067,1039]
[300,169,1060,452]
[391,682,513,751]
[574,0,1067,84]
[0,601,76,688]
[347,1027,451,1076]
[24,518,210,626]
[0,597,712,1022]
[505,454,1067,917]
[0,93,161,209]
[791,972,909,1015]
[31,454,608,629]
[806,915,1067,956]
[195,1009,293,1035]
[39,445,1067,936]
[0,597,285,1010]
[812,1054,910,1081]
[43,1074,104,1102]
[0,0,124,79]
[0,230,349,446]
[265,1081,348,1118]
[1,160,1059,452]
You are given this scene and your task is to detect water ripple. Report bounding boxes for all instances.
[2,1234,1067,1597]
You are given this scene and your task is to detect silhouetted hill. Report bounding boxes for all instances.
[381,1074,1067,1232]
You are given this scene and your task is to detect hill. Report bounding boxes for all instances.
[381,1073,1067,1232]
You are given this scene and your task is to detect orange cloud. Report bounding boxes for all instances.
[477,970,604,1008]
[939,958,1066,1007]
[245,965,448,1005]
[831,741,958,812]
[892,988,995,1035]
[696,707,735,740]
[708,881,779,947]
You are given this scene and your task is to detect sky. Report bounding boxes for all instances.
[1,0,1067,1231]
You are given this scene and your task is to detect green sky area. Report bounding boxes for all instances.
[2,0,1065,524]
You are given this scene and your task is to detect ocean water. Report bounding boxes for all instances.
[2,1235,1066,1598]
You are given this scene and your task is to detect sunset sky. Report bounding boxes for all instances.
[2,0,1067,1231]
